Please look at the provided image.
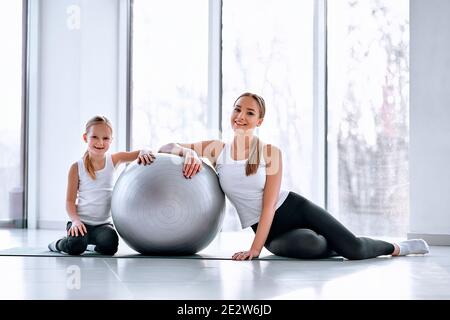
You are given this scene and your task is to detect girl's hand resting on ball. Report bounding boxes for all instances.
[183,150,202,179]
[137,151,156,166]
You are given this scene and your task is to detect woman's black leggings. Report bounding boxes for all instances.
[57,221,119,256]
[251,192,395,260]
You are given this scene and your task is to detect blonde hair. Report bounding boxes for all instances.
[233,92,266,176]
[83,115,113,180]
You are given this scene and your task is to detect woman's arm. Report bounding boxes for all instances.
[232,145,283,261]
[159,141,224,178]
[112,150,155,167]
[66,163,87,236]
[159,142,196,157]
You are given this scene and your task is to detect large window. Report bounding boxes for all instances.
[131,0,210,150]
[327,0,409,236]
[0,1,25,227]
[221,0,315,228]
[131,0,409,236]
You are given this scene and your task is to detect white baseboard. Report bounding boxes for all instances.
[408,233,450,245]
[0,219,25,228]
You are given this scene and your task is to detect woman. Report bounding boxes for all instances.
[159,92,429,260]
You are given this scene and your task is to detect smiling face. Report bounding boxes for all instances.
[83,123,113,157]
[231,95,264,134]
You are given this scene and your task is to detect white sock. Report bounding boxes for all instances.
[397,239,429,256]
[48,239,61,252]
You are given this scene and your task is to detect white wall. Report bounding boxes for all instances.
[28,0,127,228]
[410,0,450,244]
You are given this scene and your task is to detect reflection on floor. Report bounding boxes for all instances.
[0,228,449,300]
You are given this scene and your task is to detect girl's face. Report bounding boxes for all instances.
[83,123,113,156]
[230,96,264,134]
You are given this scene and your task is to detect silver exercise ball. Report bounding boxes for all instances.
[111,153,226,255]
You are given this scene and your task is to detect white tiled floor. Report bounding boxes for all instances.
[0,228,449,300]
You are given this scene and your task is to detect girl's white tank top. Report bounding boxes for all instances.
[76,154,115,225]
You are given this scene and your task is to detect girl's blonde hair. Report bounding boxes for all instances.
[233,92,266,176]
[84,115,113,180]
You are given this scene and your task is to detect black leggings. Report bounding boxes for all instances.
[57,221,119,255]
[251,192,395,260]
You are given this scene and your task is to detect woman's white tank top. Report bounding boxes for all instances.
[215,142,289,229]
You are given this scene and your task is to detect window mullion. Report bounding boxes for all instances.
[313,0,327,208]
[208,0,222,140]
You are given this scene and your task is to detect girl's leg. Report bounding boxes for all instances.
[56,221,89,255]
[89,223,119,255]
[269,192,395,260]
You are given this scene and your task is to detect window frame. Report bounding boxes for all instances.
[0,0,28,228]
[127,0,327,207]
[21,0,408,230]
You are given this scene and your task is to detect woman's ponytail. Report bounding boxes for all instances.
[246,137,262,176]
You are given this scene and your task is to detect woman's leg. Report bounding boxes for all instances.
[251,225,336,258]
[267,192,395,260]
[267,229,335,259]
[88,223,119,255]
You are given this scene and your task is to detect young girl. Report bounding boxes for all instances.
[159,92,430,261]
[48,115,155,255]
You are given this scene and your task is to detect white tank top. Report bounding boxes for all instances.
[216,142,289,229]
[76,154,115,225]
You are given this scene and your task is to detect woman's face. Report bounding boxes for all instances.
[230,96,264,134]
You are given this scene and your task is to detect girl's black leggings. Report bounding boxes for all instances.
[251,192,395,260]
[57,221,119,255]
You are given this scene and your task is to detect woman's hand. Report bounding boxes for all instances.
[68,219,87,237]
[183,150,202,178]
[232,248,261,261]
[137,151,156,165]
